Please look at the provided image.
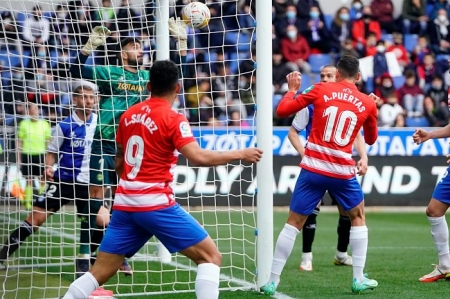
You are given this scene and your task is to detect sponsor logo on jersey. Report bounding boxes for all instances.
[302,85,314,94]
[180,121,193,138]
[117,82,146,92]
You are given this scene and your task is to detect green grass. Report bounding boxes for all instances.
[0,210,446,299]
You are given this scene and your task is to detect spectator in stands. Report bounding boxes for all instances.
[49,5,70,46]
[364,31,379,56]
[23,5,50,64]
[24,45,49,80]
[387,32,410,70]
[398,69,425,117]
[143,0,155,37]
[185,79,212,124]
[183,52,211,91]
[428,8,450,54]
[350,0,364,21]
[302,6,331,53]
[402,0,428,35]
[373,40,389,82]
[430,0,450,21]
[116,0,142,36]
[280,25,311,74]
[352,6,381,52]
[1,68,27,117]
[237,1,255,34]
[53,48,72,79]
[375,73,397,103]
[206,117,222,127]
[0,11,18,51]
[411,35,431,66]
[272,25,281,53]
[296,0,324,29]
[394,114,406,127]
[98,0,116,29]
[239,49,256,80]
[275,4,302,38]
[417,53,439,89]
[341,37,361,58]
[229,111,249,127]
[68,0,99,46]
[371,0,398,33]
[378,93,405,127]
[424,95,449,126]
[17,102,51,210]
[273,0,289,20]
[273,51,291,95]
[426,75,447,106]
[198,4,224,49]
[330,7,351,52]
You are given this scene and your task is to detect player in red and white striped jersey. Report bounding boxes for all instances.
[62,60,262,299]
[261,55,379,296]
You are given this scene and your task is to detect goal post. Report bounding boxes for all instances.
[0,0,272,297]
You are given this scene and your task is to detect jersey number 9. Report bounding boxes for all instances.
[125,135,144,179]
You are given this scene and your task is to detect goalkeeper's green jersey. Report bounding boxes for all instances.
[93,66,150,142]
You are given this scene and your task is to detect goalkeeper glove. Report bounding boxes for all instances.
[168,17,187,51]
[82,26,111,55]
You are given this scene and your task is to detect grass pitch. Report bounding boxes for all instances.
[0,209,448,299]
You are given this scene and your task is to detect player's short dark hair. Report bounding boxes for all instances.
[336,55,359,79]
[149,60,179,96]
[120,37,140,50]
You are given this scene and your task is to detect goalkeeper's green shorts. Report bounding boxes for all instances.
[90,140,118,187]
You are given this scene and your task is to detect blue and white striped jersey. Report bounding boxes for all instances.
[291,104,314,140]
[47,112,97,183]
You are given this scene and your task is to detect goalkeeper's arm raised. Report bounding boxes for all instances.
[168,17,188,74]
[69,26,111,79]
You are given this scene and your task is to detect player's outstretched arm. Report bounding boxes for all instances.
[69,26,110,79]
[287,126,304,158]
[168,17,188,75]
[413,123,450,144]
[179,142,263,167]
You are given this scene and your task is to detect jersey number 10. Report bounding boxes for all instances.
[125,135,144,179]
[323,106,357,146]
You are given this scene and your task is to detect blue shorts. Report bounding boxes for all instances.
[291,169,364,215]
[432,166,450,204]
[99,204,208,257]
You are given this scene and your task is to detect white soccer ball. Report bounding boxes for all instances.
[181,2,211,29]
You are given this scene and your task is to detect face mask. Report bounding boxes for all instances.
[37,51,46,57]
[353,3,362,10]
[13,73,23,79]
[376,45,385,52]
[78,9,85,16]
[286,31,297,39]
[438,15,447,22]
[37,74,45,81]
[433,84,442,89]
[340,13,350,21]
[59,55,69,62]
[57,12,66,19]
[309,11,319,19]
[286,11,296,20]
[382,81,392,88]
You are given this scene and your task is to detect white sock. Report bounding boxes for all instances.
[428,216,450,268]
[302,252,312,260]
[268,224,300,287]
[349,226,368,282]
[62,272,99,299]
[195,263,220,299]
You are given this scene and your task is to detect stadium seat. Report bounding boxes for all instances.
[313,73,321,83]
[392,76,406,89]
[237,33,252,52]
[308,54,331,73]
[300,74,311,92]
[405,116,429,127]
[225,31,239,45]
[0,50,21,68]
[426,3,434,16]
[323,14,333,30]
[404,34,418,53]
[381,33,393,44]
[436,54,450,62]
[207,51,218,62]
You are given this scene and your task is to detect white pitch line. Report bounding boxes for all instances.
[0,213,295,299]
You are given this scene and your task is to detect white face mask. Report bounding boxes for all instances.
[286,31,297,39]
[376,45,385,53]
[438,15,447,23]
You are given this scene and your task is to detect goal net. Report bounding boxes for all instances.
[0,0,259,298]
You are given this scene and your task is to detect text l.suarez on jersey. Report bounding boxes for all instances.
[124,112,158,134]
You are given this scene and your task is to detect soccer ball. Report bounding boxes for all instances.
[181,2,211,29]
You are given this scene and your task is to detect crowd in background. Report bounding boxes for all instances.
[0,0,450,128]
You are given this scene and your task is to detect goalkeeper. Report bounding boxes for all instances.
[69,19,188,276]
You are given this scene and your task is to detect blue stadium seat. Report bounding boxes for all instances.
[392,76,406,89]
[404,34,418,53]
[237,33,252,52]
[381,33,393,44]
[323,14,333,31]
[308,54,331,73]
[299,74,311,92]
[16,11,29,28]
[207,52,218,62]
[225,32,239,45]
[365,77,374,93]
[0,50,21,68]
[436,54,450,62]
[313,73,321,83]
[405,117,429,127]
[426,3,434,16]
